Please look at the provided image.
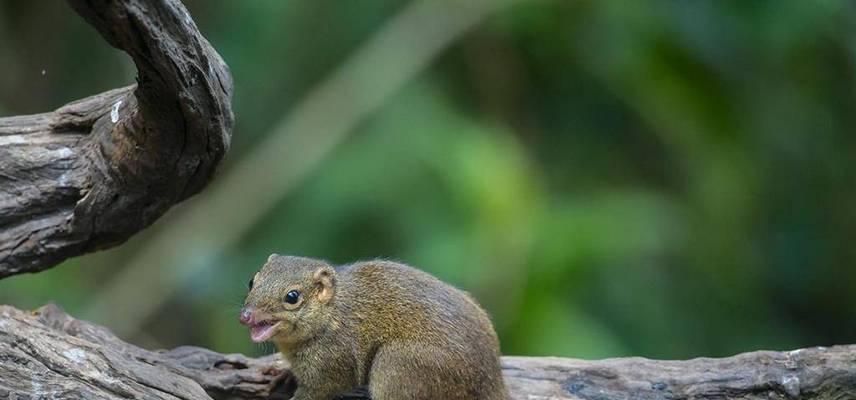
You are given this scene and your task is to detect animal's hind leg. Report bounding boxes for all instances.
[368,342,480,400]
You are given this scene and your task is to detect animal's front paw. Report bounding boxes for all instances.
[260,362,297,399]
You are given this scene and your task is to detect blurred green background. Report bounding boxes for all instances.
[2,0,856,361]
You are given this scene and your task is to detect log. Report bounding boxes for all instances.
[0,0,233,278]
[0,304,853,400]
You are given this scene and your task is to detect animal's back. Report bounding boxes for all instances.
[338,260,508,400]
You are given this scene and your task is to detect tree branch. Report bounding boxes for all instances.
[0,304,852,399]
[0,0,233,278]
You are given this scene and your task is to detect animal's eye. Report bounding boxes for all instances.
[247,277,254,290]
[284,290,300,304]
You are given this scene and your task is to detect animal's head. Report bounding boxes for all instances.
[239,255,337,347]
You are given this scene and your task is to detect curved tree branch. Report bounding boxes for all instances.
[0,0,233,278]
[1,304,853,400]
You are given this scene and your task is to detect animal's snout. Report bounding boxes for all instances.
[238,307,254,325]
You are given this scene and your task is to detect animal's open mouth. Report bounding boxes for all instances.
[250,320,281,343]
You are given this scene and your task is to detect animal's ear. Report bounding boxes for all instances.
[267,253,279,264]
[313,266,336,303]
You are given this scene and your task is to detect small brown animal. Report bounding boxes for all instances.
[239,255,508,400]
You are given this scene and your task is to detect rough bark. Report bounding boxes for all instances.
[0,0,233,278]
[1,304,853,400]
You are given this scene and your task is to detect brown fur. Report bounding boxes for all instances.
[242,255,508,400]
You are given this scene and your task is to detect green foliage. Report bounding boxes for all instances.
[2,0,856,359]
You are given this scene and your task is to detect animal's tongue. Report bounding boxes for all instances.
[250,322,277,343]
